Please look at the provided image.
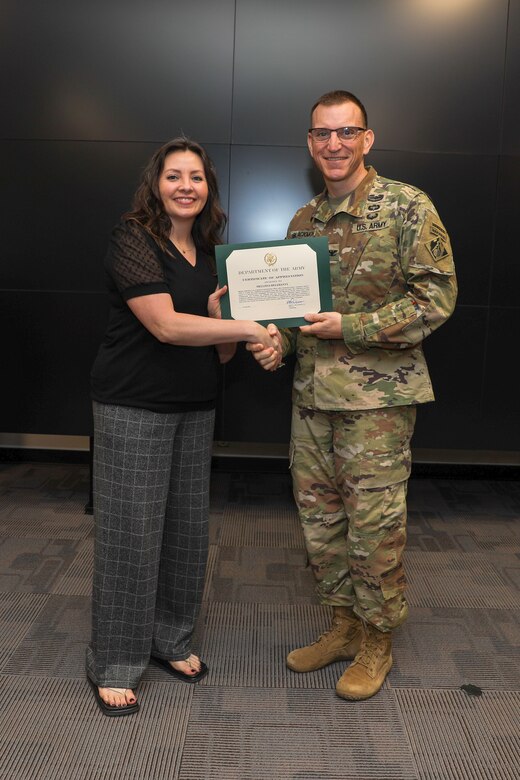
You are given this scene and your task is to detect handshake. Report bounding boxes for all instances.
[208,282,344,372]
[246,323,284,372]
[245,309,344,371]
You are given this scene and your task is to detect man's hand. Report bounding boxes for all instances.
[299,311,342,339]
[246,323,283,371]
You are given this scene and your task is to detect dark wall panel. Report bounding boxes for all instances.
[0,141,230,293]
[232,0,508,153]
[420,305,486,418]
[2,292,108,435]
[0,0,518,456]
[482,307,520,424]
[228,146,321,243]
[0,0,235,143]
[502,0,520,155]
[217,346,295,445]
[490,155,520,307]
[416,312,519,452]
[413,304,489,451]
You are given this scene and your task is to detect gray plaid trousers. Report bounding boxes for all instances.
[86,402,214,688]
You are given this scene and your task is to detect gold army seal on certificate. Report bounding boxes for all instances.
[215,237,332,328]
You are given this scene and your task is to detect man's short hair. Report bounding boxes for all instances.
[310,90,368,129]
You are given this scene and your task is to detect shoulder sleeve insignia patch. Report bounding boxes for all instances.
[426,237,450,262]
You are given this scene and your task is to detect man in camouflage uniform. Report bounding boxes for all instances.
[249,90,457,700]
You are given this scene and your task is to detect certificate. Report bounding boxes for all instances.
[215,237,332,327]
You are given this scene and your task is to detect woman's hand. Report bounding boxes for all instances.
[208,285,227,319]
[246,323,283,371]
[247,323,276,351]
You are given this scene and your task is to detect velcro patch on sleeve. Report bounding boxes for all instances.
[429,221,447,241]
[426,236,450,263]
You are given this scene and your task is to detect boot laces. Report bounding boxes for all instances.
[356,633,383,670]
[312,617,347,646]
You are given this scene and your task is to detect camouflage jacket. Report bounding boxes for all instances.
[282,166,457,411]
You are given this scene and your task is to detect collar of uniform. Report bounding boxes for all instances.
[311,166,378,223]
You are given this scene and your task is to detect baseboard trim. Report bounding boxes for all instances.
[1,439,518,478]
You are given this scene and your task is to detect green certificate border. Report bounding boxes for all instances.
[215,237,331,327]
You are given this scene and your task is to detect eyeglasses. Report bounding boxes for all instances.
[308,126,366,143]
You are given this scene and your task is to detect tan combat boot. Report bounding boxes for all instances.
[286,607,362,672]
[335,622,392,700]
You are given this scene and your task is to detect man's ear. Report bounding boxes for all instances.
[363,129,375,155]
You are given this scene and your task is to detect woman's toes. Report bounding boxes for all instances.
[170,660,196,675]
[186,654,202,672]
[99,687,136,707]
[99,687,122,707]
[170,655,201,675]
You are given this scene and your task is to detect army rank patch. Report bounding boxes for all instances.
[429,221,447,241]
[426,236,450,262]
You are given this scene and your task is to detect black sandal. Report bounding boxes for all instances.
[88,677,139,717]
[150,655,208,683]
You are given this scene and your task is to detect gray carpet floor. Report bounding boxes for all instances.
[0,462,518,779]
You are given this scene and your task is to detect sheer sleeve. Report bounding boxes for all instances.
[106,220,169,299]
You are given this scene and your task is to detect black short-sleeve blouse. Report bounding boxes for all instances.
[91,220,219,412]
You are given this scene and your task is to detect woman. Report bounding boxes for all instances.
[87,138,278,716]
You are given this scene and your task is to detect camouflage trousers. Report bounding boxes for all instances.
[290,404,416,632]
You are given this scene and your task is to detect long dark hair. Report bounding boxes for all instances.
[124,137,227,256]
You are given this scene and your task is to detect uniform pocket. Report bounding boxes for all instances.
[380,560,407,600]
[356,446,412,490]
